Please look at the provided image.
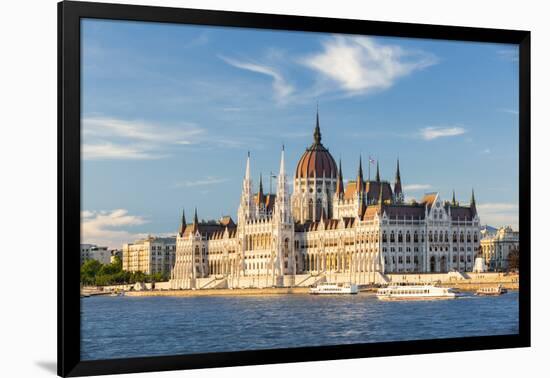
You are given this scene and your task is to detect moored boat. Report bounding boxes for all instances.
[476,285,507,296]
[376,285,461,300]
[309,282,358,295]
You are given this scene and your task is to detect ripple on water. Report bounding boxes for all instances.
[81,292,519,360]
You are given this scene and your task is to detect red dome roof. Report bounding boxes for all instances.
[295,112,337,179]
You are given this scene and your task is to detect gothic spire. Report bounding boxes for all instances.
[393,158,403,202]
[336,159,344,197]
[193,207,198,225]
[470,188,476,213]
[452,189,456,206]
[178,208,187,236]
[375,160,380,182]
[313,105,321,145]
[245,151,251,180]
[279,145,285,176]
[357,155,364,193]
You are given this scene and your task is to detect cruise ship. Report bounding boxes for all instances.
[309,282,359,295]
[376,285,461,300]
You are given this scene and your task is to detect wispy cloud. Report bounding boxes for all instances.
[497,48,519,62]
[403,184,432,191]
[477,203,519,229]
[81,209,149,249]
[499,108,519,116]
[220,56,294,103]
[300,36,437,95]
[82,116,205,160]
[174,176,229,188]
[419,126,466,140]
[481,148,491,155]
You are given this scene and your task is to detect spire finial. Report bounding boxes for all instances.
[313,104,321,144]
[396,158,401,181]
[470,188,476,206]
[452,189,456,205]
[376,160,380,182]
[193,207,198,225]
[178,208,187,235]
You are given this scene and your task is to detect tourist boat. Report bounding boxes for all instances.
[309,282,359,295]
[476,285,507,296]
[376,285,461,300]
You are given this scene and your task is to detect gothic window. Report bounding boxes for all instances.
[453,232,457,243]
[406,232,411,243]
[445,232,449,242]
[398,256,403,264]
[398,232,403,243]
[439,231,444,242]
[474,233,478,243]
[421,232,425,243]
[467,232,471,243]
[414,232,418,243]
[460,232,464,243]
[308,199,314,221]
[382,232,387,243]
[429,231,433,243]
[390,232,395,243]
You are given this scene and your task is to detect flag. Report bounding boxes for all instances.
[368,156,376,164]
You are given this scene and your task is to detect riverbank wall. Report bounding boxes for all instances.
[87,272,519,297]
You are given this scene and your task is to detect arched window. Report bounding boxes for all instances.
[382,232,387,243]
[406,231,411,243]
[429,231,433,243]
[390,232,395,243]
[398,232,403,243]
[414,231,418,243]
[439,231,444,242]
[445,232,449,242]
[467,232,471,243]
[474,233,478,243]
[453,232,457,243]
[460,232,464,243]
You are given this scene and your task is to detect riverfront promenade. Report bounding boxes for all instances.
[83,272,519,297]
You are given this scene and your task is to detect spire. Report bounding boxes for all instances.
[279,145,285,176]
[470,188,476,213]
[193,207,198,225]
[375,160,380,182]
[336,159,344,197]
[452,189,456,206]
[393,158,403,203]
[257,173,265,206]
[178,208,187,236]
[245,151,250,180]
[357,155,364,193]
[313,105,321,145]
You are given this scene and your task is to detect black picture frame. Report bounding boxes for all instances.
[58,1,531,376]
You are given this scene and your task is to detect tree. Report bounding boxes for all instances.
[508,246,520,272]
[80,259,102,284]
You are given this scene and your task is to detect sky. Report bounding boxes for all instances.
[80,19,520,249]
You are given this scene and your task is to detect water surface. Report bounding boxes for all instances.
[81,291,519,360]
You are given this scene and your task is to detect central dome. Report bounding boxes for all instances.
[295,112,337,179]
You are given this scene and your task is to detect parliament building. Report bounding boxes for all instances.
[170,112,481,289]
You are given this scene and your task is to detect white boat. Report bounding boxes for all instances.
[309,282,358,295]
[376,285,461,300]
[476,285,507,296]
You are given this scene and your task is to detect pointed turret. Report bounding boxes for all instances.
[178,208,187,236]
[470,188,477,214]
[275,145,290,222]
[357,155,364,193]
[257,173,265,207]
[191,207,199,233]
[238,151,254,221]
[335,159,344,198]
[452,189,457,206]
[393,158,403,203]
[375,161,380,182]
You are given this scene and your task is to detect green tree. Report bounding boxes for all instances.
[508,246,520,272]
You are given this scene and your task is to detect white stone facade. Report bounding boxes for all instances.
[480,226,519,271]
[170,116,480,289]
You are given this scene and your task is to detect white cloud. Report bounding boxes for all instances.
[419,126,466,140]
[499,108,519,116]
[481,148,491,155]
[82,117,205,160]
[403,184,432,191]
[174,176,229,188]
[477,203,519,229]
[497,48,519,62]
[300,36,437,95]
[220,56,294,102]
[81,209,150,249]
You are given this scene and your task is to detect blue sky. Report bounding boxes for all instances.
[80,19,519,249]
